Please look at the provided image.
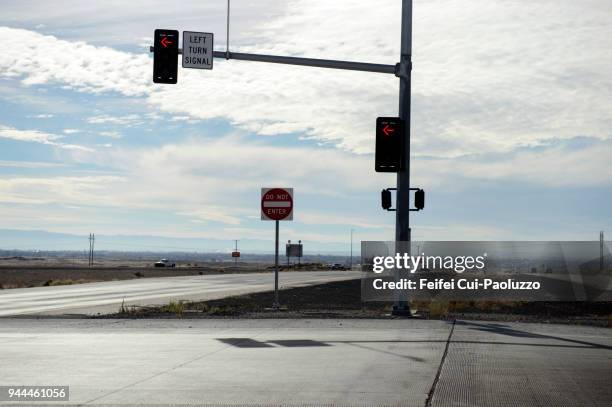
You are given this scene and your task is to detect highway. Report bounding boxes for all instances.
[0,319,610,406]
[0,271,361,317]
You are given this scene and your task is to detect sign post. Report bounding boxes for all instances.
[261,187,294,308]
[232,239,239,267]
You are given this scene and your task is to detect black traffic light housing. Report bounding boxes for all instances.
[381,189,394,211]
[381,187,425,212]
[153,29,179,84]
[414,188,425,210]
[375,117,405,172]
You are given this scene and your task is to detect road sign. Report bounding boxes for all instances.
[375,117,405,172]
[261,188,293,221]
[153,29,179,84]
[182,31,213,69]
[286,243,303,258]
[231,251,240,258]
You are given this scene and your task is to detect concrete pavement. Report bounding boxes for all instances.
[0,271,360,316]
[0,319,448,406]
[0,318,610,406]
[430,320,612,407]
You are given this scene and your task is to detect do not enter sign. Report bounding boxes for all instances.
[261,188,293,221]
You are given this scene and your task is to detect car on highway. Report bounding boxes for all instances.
[329,263,348,270]
[154,259,176,268]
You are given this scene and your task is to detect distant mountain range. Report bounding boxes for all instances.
[0,229,356,256]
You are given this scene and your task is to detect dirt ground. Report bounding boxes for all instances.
[0,256,350,290]
[0,257,343,289]
[106,279,612,327]
[0,257,272,289]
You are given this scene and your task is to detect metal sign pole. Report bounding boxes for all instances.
[274,220,280,308]
[393,0,413,316]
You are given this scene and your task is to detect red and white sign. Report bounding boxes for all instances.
[231,251,240,258]
[261,187,293,221]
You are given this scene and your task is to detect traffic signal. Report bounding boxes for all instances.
[415,189,425,210]
[153,29,179,84]
[375,117,405,172]
[381,189,393,210]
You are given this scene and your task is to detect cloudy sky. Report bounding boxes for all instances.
[0,0,610,251]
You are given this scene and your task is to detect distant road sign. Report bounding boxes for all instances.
[231,251,240,258]
[261,188,293,221]
[182,31,213,69]
[286,243,303,258]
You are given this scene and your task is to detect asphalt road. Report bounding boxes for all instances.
[0,319,609,406]
[0,271,360,316]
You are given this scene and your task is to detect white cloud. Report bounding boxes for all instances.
[98,131,122,139]
[30,113,54,119]
[87,114,143,126]
[178,209,243,226]
[0,125,62,144]
[0,124,93,151]
[1,0,610,158]
[0,1,611,242]
[0,27,150,96]
[2,129,607,235]
[0,133,609,241]
[0,175,125,205]
[299,212,393,230]
[0,160,66,169]
[0,135,382,232]
[63,128,79,134]
[427,141,612,188]
[0,0,286,47]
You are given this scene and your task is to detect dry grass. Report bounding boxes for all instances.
[159,301,186,317]
[101,280,611,326]
[43,279,77,286]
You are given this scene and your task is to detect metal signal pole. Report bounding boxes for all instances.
[151,1,415,313]
[393,0,413,315]
[274,220,280,309]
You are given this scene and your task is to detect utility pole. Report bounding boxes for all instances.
[88,233,95,267]
[350,229,354,270]
[234,239,238,268]
[393,0,413,316]
[601,231,605,271]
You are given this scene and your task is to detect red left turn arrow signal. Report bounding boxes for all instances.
[383,124,395,136]
[161,37,173,48]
